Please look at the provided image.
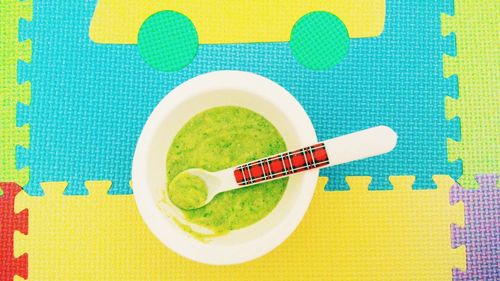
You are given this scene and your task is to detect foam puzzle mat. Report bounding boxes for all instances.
[0,0,31,191]
[2,177,468,281]
[1,0,499,280]
[9,0,461,195]
[450,174,499,280]
[442,0,499,188]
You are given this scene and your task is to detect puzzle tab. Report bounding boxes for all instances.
[450,174,499,280]
[0,183,28,280]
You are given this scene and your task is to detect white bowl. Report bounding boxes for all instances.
[132,70,318,265]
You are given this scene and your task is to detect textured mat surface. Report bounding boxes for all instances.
[442,0,500,188]
[16,0,459,194]
[0,183,28,280]
[10,177,464,281]
[450,174,499,280]
[1,0,497,280]
[0,0,32,189]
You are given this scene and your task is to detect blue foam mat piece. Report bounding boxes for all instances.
[19,0,460,195]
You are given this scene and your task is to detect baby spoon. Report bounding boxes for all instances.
[169,126,397,210]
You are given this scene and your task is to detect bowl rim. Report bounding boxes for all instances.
[132,70,318,265]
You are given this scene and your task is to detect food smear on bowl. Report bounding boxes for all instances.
[165,106,288,237]
[168,171,208,210]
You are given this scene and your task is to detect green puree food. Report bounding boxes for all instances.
[166,106,288,236]
[169,171,208,210]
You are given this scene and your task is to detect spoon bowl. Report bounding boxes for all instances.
[178,169,220,208]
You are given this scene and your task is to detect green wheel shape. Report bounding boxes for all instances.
[138,11,198,72]
[290,11,350,70]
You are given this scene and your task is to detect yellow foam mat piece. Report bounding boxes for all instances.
[14,176,464,281]
[89,0,385,44]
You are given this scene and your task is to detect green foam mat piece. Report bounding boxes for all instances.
[0,0,32,189]
[442,0,500,188]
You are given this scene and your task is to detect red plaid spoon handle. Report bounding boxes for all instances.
[233,126,397,186]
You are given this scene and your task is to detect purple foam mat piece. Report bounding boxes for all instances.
[450,174,499,280]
